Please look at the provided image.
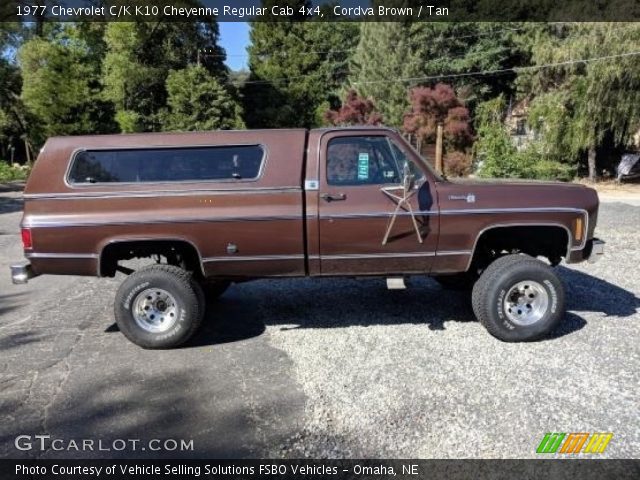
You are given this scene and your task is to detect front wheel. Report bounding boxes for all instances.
[471,254,565,342]
[114,265,205,349]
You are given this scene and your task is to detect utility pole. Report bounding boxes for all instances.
[435,123,444,175]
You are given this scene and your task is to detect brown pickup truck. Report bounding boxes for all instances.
[10,127,604,348]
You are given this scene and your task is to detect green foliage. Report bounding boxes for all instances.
[350,22,420,127]
[244,7,359,128]
[474,97,518,177]
[103,18,227,133]
[409,22,530,109]
[474,97,575,181]
[164,65,244,131]
[0,160,30,181]
[517,23,640,177]
[18,28,117,146]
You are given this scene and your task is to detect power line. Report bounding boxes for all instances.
[351,50,640,86]
[232,49,640,87]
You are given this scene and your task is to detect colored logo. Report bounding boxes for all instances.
[536,432,613,454]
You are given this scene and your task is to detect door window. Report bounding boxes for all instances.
[326,136,401,186]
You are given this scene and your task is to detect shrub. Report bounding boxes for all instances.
[474,97,576,182]
[528,159,576,182]
[0,161,31,182]
[445,151,473,177]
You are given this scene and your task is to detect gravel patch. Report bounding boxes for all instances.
[255,202,640,458]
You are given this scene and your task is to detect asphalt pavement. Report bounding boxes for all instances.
[0,188,638,459]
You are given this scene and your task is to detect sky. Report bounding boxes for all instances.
[219,22,251,71]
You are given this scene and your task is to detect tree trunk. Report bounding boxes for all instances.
[24,138,32,166]
[587,145,597,182]
[435,123,444,175]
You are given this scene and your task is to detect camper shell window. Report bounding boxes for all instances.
[67,145,265,184]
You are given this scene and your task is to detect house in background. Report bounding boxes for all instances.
[505,98,536,151]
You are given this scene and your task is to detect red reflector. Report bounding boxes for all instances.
[21,228,33,249]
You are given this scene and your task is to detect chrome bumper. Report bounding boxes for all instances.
[588,239,605,264]
[10,263,38,284]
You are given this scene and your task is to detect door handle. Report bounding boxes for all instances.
[321,193,347,202]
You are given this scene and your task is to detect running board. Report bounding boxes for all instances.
[386,277,406,290]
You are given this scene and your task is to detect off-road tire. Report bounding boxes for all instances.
[471,254,565,342]
[200,279,231,300]
[114,265,205,349]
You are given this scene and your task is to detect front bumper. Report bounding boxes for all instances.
[10,262,39,284]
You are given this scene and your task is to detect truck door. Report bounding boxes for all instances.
[317,131,439,275]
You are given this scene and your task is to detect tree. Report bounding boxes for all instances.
[244,1,359,128]
[518,23,640,180]
[102,15,227,133]
[18,28,117,148]
[403,83,473,151]
[409,22,531,109]
[324,89,383,126]
[164,65,244,131]
[349,22,421,127]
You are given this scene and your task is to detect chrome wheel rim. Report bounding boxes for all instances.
[503,280,549,326]
[132,288,178,333]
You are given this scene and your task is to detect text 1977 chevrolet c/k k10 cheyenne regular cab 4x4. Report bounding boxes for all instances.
[10,128,604,348]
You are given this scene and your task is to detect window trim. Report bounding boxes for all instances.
[65,143,268,188]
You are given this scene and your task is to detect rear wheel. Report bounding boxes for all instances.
[114,265,204,349]
[471,254,565,342]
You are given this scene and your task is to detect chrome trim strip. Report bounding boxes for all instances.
[320,207,587,221]
[203,254,305,263]
[437,250,472,256]
[26,252,98,259]
[440,207,587,216]
[25,214,302,228]
[311,251,437,260]
[321,211,435,220]
[308,250,470,261]
[24,186,301,200]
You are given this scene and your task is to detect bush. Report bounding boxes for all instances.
[474,97,576,182]
[445,151,473,177]
[528,159,575,182]
[0,161,31,182]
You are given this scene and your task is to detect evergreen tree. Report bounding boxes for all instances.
[349,22,421,128]
[409,22,531,109]
[244,1,359,128]
[165,65,244,131]
[18,27,117,147]
[102,16,226,133]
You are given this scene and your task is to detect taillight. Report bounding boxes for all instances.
[21,228,33,250]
